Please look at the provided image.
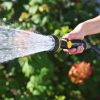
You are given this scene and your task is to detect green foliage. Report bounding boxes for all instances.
[0,0,100,100]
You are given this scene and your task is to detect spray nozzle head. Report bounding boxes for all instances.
[51,35,87,51]
[51,35,60,51]
[51,35,100,56]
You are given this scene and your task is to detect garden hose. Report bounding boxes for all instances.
[52,35,100,56]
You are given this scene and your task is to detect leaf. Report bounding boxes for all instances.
[2,2,13,10]
[31,14,41,24]
[29,5,39,14]
[19,12,30,21]
[55,95,66,100]
[22,60,34,77]
[40,67,48,77]
[41,16,48,26]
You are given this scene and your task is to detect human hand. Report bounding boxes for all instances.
[63,23,86,54]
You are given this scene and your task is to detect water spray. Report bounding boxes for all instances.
[0,26,99,63]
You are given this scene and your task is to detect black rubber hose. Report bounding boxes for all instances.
[91,45,100,56]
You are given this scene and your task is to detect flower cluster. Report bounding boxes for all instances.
[68,61,93,84]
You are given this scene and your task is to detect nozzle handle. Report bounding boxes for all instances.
[60,39,86,49]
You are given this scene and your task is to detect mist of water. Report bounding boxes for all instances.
[0,26,55,63]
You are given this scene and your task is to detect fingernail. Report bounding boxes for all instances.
[63,49,68,52]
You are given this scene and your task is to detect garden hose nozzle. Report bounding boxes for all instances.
[52,35,86,51]
[52,35,100,56]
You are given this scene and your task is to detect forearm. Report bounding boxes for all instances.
[82,16,100,36]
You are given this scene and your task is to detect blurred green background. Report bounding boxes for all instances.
[0,0,100,100]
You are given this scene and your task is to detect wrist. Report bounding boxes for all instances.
[80,22,88,37]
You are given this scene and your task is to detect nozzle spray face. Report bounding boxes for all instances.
[51,35,60,51]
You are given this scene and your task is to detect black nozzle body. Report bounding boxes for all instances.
[61,39,86,49]
[51,35,87,51]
